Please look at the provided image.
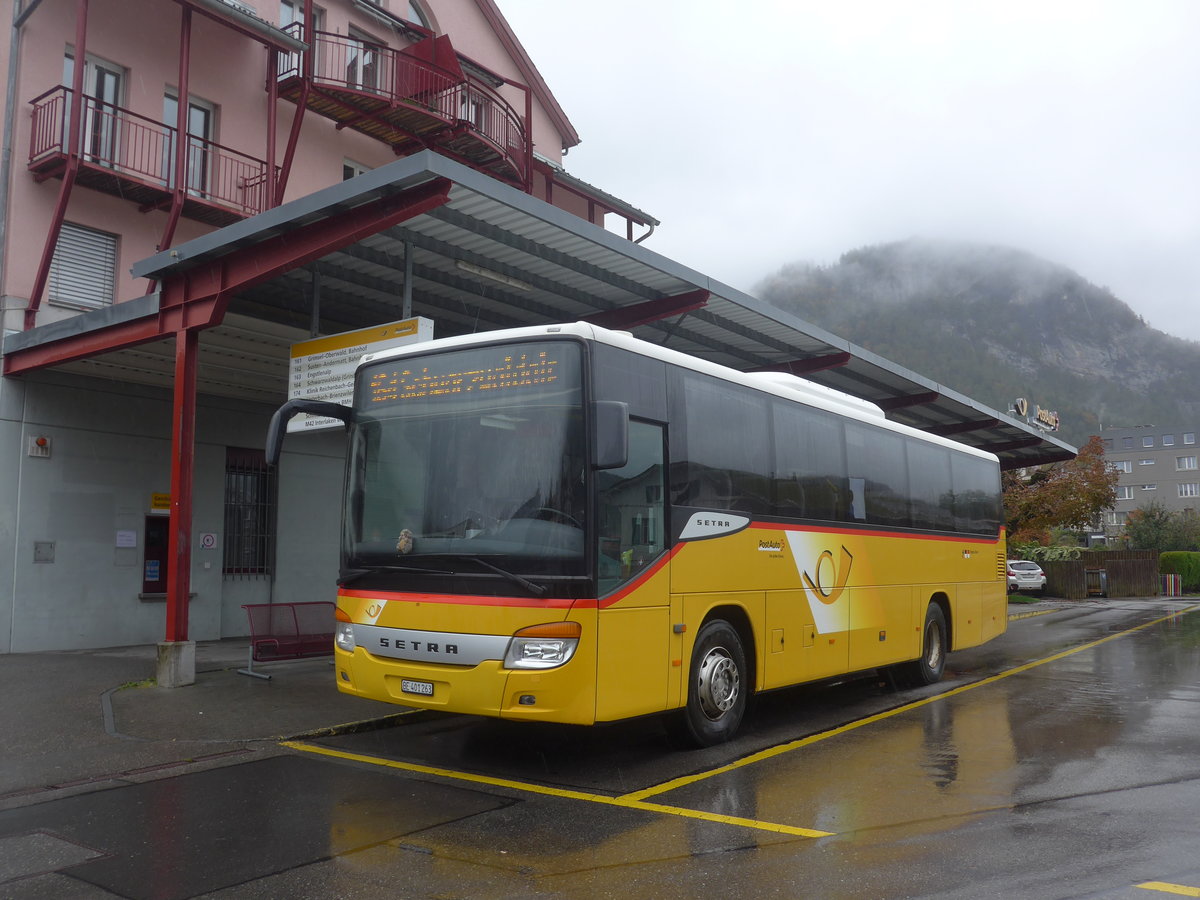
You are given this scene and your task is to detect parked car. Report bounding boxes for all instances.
[1007,560,1047,594]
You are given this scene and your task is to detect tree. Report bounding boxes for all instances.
[1123,502,1200,552]
[1002,435,1118,544]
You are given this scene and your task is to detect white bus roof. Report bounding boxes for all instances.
[361,322,1000,464]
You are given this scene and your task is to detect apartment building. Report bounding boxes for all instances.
[1101,425,1200,532]
[0,0,654,663]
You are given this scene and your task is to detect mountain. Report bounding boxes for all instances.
[754,239,1200,448]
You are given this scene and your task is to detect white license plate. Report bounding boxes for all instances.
[401,678,434,696]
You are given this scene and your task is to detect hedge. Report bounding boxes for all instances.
[1159,551,1200,592]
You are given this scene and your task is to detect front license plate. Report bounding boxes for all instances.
[401,678,434,696]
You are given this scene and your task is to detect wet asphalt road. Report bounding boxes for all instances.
[3,599,1200,899]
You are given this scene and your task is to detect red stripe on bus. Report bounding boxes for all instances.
[753,521,1002,544]
[596,544,683,609]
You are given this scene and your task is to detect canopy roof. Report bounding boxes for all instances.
[6,151,1074,469]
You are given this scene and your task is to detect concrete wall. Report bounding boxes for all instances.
[0,369,345,653]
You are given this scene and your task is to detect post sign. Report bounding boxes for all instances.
[1012,397,1060,432]
[287,317,433,432]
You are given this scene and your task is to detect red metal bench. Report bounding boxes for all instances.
[237,601,335,680]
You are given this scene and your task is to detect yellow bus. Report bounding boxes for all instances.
[267,323,1007,746]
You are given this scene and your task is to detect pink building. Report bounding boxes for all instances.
[0,0,657,668]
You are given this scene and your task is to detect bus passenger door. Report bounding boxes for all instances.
[595,421,672,722]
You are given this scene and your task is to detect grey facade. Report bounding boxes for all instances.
[0,367,345,653]
[1102,425,1200,533]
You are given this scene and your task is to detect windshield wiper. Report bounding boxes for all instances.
[338,564,454,586]
[465,556,547,598]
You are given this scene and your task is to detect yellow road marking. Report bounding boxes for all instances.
[624,603,1200,802]
[1138,883,1200,897]
[280,739,833,838]
[285,602,1199,841]
[1007,608,1061,621]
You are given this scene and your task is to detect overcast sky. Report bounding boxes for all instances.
[498,0,1200,342]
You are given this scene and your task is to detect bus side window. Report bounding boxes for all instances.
[597,421,666,596]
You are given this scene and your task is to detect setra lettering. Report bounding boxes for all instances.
[378,636,459,656]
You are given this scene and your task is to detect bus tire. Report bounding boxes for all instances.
[897,602,948,687]
[667,619,748,748]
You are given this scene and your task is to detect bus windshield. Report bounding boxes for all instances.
[345,341,586,580]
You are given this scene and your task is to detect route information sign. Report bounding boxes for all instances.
[287,317,433,432]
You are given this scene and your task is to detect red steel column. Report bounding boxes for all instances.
[165,327,198,643]
[25,0,89,329]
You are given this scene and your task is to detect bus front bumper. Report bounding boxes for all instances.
[334,647,597,725]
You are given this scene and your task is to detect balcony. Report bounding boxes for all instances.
[28,86,275,227]
[277,30,529,188]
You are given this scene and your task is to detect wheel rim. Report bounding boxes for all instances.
[696,645,740,720]
[925,619,944,670]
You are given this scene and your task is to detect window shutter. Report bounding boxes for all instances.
[48,222,117,309]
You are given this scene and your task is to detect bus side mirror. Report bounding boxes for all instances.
[265,399,353,466]
[593,401,629,470]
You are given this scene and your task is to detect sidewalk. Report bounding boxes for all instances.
[0,639,403,809]
[0,598,1090,809]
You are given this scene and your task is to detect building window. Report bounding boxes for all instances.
[1179,483,1200,498]
[279,3,324,74]
[223,447,277,576]
[49,222,117,309]
[1138,458,1155,466]
[1186,433,1196,445]
[1141,483,1157,491]
[163,92,216,196]
[343,159,370,180]
[405,0,430,28]
[1122,437,1133,449]
[1143,436,1155,448]
[346,27,382,92]
[1116,486,1133,500]
[1112,460,1132,474]
[1177,456,1197,471]
[1163,434,1175,446]
[1107,511,1126,525]
[63,51,125,164]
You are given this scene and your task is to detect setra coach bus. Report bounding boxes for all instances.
[266,322,1007,746]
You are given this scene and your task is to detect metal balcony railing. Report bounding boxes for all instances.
[278,28,528,185]
[29,86,275,218]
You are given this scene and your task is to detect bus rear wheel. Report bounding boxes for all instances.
[667,619,748,748]
[895,602,948,687]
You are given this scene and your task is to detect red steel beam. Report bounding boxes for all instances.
[928,417,1001,437]
[6,179,452,376]
[751,352,853,376]
[157,177,452,312]
[165,327,198,642]
[25,0,89,330]
[581,289,709,330]
[876,391,941,411]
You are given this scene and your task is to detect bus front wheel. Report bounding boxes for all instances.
[668,619,748,748]
[896,602,948,687]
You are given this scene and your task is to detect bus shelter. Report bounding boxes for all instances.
[2,151,1075,681]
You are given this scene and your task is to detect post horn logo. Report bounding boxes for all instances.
[802,546,854,606]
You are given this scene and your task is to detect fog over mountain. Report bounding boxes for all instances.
[755,239,1200,448]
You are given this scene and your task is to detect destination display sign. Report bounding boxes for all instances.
[287,318,433,432]
[363,342,572,408]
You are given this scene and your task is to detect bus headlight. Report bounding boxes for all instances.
[505,622,581,670]
[335,622,356,652]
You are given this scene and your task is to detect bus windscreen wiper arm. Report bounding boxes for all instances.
[465,557,547,597]
[338,565,454,586]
